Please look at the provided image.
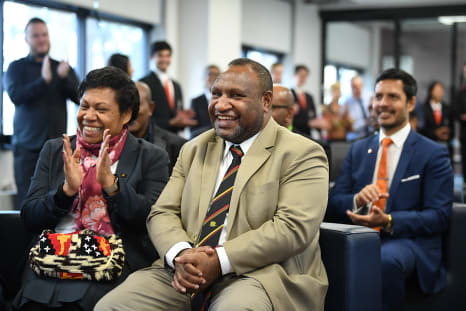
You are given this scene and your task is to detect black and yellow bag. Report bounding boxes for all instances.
[29,229,125,281]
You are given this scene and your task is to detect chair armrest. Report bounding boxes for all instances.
[0,211,33,298]
[320,222,382,311]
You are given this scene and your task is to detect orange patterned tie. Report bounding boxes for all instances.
[164,79,175,111]
[372,137,393,231]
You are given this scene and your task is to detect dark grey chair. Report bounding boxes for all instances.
[320,222,382,311]
[0,211,33,306]
[329,141,352,182]
[405,203,466,310]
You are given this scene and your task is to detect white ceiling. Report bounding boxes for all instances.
[318,0,466,9]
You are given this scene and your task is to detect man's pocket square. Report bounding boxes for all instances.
[401,174,420,183]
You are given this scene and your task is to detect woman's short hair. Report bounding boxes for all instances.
[107,53,130,75]
[78,66,139,123]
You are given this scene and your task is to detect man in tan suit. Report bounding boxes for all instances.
[96,58,328,310]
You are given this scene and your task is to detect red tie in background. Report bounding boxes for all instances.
[434,108,442,125]
[372,137,393,231]
[298,92,307,111]
[164,79,175,110]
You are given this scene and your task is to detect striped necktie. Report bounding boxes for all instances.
[191,145,243,311]
[196,145,243,248]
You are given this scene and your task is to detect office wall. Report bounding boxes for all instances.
[207,0,242,71]
[293,3,322,105]
[178,0,209,106]
[401,29,452,103]
[327,22,371,69]
[241,0,292,53]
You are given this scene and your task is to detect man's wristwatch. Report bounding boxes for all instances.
[103,175,119,196]
[385,214,393,231]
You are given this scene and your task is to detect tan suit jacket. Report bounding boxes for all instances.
[147,119,329,310]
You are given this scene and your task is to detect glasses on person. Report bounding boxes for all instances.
[271,105,289,109]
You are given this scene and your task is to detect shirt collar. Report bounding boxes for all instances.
[223,131,260,160]
[26,53,42,63]
[430,100,441,109]
[379,122,411,148]
[154,68,169,81]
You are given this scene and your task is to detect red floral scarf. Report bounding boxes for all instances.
[72,127,128,235]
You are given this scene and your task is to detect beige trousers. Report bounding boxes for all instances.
[94,265,273,311]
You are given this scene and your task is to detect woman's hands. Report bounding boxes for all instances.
[63,129,116,197]
[63,134,81,196]
[96,129,116,190]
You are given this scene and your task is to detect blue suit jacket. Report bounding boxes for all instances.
[328,129,453,293]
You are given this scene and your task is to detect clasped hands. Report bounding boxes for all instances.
[172,246,221,295]
[41,55,71,84]
[347,184,390,228]
[62,129,115,196]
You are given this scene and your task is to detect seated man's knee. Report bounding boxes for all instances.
[210,278,272,311]
[381,241,415,277]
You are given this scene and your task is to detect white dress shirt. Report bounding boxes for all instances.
[353,123,411,211]
[430,100,442,119]
[343,95,368,137]
[165,132,260,275]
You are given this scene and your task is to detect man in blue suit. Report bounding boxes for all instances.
[327,68,453,311]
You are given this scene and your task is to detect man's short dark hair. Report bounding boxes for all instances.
[375,68,417,101]
[107,53,130,75]
[426,80,443,104]
[228,58,273,95]
[206,64,220,72]
[150,41,172,57]
[25,17,46,32]
[78,66,139,123]
[294,65,309,75]
[271,62,283,70]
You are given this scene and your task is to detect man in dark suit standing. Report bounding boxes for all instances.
[420,81,453,143]
[140,41,196,133]
[190,64,220,138]
[4,17,79,209]
[290,65,317,136]
[128,81,186,175]
[327,68,453,311]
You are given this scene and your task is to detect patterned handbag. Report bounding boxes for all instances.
[29,229,125,281]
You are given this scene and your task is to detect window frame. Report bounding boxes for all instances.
[0,0,153,148]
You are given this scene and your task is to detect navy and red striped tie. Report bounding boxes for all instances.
[196,145,243,248]
[192,145,243,311]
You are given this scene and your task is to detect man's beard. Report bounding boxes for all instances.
[32,45,49,58]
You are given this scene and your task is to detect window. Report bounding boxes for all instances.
[3,1,78,136]
[323,63,362,105]
[241,46,284,74]
[1,1,150,139]
[86,18,145,80]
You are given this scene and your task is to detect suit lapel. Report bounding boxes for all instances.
[362,135,379,186]
[385,130,417,212]
[198,136,224,228]
[151,72,170,104]
[226,120,276,237]
[115,134,139,180]
[152,130,167,151]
